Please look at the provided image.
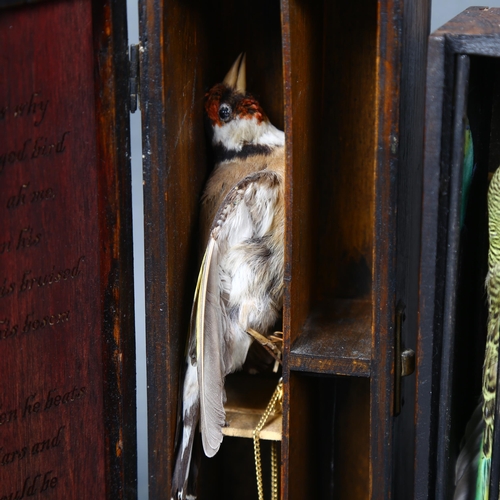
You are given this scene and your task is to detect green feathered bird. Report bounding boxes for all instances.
[476,165,500,499]
[455,155,500,500]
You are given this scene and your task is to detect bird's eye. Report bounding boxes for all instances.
[218,104,232,122]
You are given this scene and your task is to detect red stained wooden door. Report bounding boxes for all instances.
[0,1,106,497]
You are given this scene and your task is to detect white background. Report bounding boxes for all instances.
[125,2,500,498]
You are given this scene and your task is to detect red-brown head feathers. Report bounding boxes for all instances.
[204,56,284,155]
[205,83,267,128]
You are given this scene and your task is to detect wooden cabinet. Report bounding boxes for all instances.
[418,8,500,500]
[0,1,136,499]
[140,0,430,498]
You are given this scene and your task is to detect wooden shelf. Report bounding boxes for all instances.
[222,374,282,441]
[289,299,372,376]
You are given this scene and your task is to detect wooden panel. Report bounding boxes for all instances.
[334,378,370,500]
[0,1,136,498]
[140,0,283,497]
[289,299,371,376]
[223,374,282,441]
[282,0,378,497]
[393,0,429,498]
[369,0,404,497]
[419,9,500,500]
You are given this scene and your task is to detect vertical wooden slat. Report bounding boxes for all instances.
[92,1,138,497]
[393,0,430,498]
[370,0,403,498]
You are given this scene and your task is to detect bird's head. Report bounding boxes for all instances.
[205,53,284,158]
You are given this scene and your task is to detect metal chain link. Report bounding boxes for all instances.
[253,379,283,500]
[271,441,278,500]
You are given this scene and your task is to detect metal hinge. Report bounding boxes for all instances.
[129,44,140,113]
[394,301,415,416]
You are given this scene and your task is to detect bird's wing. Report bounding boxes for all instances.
[194,170,283,457]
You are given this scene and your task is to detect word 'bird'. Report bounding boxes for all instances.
[171,54,285,499]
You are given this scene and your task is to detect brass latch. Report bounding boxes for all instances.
[394,301,415,415]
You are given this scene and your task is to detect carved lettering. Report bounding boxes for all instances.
[30,187,55,204]
[22,310,70,333]
[6,183,57,210]
[12,92,50,126]
[0,474,38,500]
[44,386,86,411]
[16,227,42,251]
[0,240,11,255]
[30,131,69,159]
[39,470,57,493]
[22,394,41,418]
[0,139,30,174]
[20,387,86,421]
[31,426,65,456]
[0,403,17,427]
[0,318,18,340]
[0,426,65,468]
[0,131,69,175]
[0,446,27,467]
[6,183,29,209]
[0,278,15,298]
[17,255,84,294]
[0,469,58,500]
[0,227,43,258]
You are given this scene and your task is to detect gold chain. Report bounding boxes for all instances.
[253,379,283,500]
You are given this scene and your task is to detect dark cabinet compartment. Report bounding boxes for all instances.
[140,0,429,498]
[419,8,500,500]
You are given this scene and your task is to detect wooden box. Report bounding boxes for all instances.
[418,7,500,500]
[0,1,136,499]
[140,0,430,498]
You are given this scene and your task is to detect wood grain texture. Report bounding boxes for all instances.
[0,1,135,498]
[369,0,404,497]
[222,374,282,441]
[419,9,500,500]
[289,299,371,376]
[140,0,430,497]
[92,0,137,497]
[393,0,430,498]
[282,0,378,497]
[139,0,283,497]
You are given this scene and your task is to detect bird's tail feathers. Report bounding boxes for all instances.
[171,362,200,500]
[475,440,491,500]
[454,402,483,500]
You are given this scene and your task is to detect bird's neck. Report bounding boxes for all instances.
[211,117,284,163]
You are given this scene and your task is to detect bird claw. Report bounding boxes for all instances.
[246,328,283,372]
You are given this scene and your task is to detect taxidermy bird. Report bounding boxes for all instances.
[475,165,500,499]
[171,53,285,500]
[455,164,500,500]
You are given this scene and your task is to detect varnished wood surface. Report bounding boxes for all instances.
[419,9,500,500]
[0,1,136,498]
[289,299,371,376]
[223,374,282,441]
[139,0,431,497]
[92,1,137,497]
[393,0,430,498]
[282,0,380,497]
[140,0,283,497]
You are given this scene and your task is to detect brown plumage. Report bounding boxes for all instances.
[171,54,285,500]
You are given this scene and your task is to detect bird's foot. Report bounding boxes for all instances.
[246,328,283,372]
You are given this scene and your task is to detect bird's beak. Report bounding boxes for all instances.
[223,53,246,93]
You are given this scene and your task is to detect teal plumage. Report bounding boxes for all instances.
[461,119,474,229]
